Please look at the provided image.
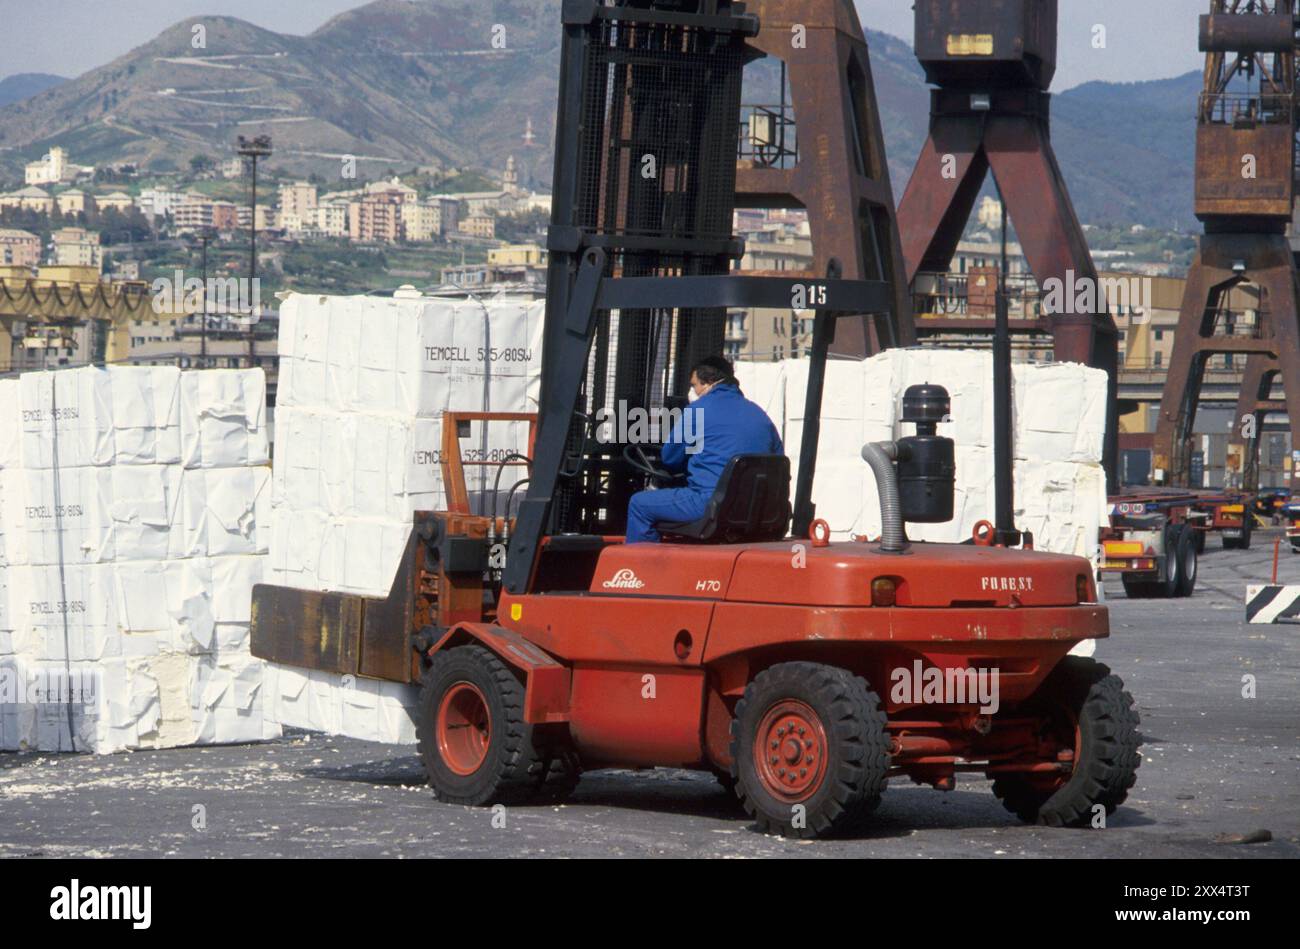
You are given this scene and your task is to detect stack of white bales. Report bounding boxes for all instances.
[0,366,275,753]
[737,349,1109,558]
[263,292,544,745]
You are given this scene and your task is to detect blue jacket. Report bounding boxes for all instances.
[661,383,784,494]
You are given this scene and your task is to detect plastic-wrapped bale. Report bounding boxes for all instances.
[268,292,543,599]
[773,359,879,538]
[263,664,418,746]
[263,292,543,745]
[0,365,278,754]
[750,350,1110,557]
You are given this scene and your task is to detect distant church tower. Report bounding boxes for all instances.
[503,155,522,196]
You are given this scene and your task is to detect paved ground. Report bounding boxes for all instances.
[2,537,1298,858]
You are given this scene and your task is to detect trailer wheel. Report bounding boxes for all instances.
[417,645,578,806]
[1224,517,1253,550]
[990,658,1141,828]
[1193,529,1206,554]
[1175,526,1198,598]
[1152,524,1182,598]
[730,662,890,839]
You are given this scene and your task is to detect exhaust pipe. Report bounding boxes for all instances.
[862,441,906,553]
[862,385,956,554]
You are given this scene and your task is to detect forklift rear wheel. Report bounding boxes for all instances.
[418,645,578,806]
[990,658,1141,828]
[1175,525,1198,598]
[730,662,889,839]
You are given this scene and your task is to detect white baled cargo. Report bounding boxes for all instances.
[269,292,542,599]
[0,365,278,754]
[782,359,874,536]
[263,664,418,746]
[263,292,543,745]
[738,349,1109,557]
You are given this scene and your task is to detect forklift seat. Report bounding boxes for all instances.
[658,454,791,544]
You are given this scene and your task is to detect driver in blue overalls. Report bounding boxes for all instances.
[625,355,784,544]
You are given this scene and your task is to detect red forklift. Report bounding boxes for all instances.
[252,0,1139,838]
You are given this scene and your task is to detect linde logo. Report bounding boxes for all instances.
[49,879,151,930]
[981,576,1034,592]
[890,661,1000,715]
[602,568,646,590]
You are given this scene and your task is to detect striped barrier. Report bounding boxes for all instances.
[1245,584,1300,624]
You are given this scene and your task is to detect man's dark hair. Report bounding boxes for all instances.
[691,355,737,387]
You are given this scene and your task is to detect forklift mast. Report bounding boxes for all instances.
[503,0,898,594]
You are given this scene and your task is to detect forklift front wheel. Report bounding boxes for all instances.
[418,645,577,806]
[730,662,890,839]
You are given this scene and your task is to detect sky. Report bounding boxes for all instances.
[0,0,1208,91]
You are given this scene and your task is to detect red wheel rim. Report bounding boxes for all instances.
[437,682,491,776]
[752,700,829,803]
[1029,704,1081,792]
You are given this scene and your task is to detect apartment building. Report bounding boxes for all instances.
[398,196,461,242]
[136,189,188,220]
[174,195,214,233]
[0,229,40,268]
[315,200,350,238]
[236,204,272,231]
[350,191,405,243]
[50,227,104,272]
[458,213,496,240]
[279,181,318,221]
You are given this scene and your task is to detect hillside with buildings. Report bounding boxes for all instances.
[0,1,559,189]
[0,0,1201,227]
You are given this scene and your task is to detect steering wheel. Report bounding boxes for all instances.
[623,444,676,484]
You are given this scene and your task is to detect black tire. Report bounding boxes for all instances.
[1155,524,1181,598]
[1121,575,1159,599]
[730,662,890,839]
[991,658,1141,828]
[1175,525,1198,598]
[1224,517,1253,551]
[417,645,579,806]
[1193,529,1206,554]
